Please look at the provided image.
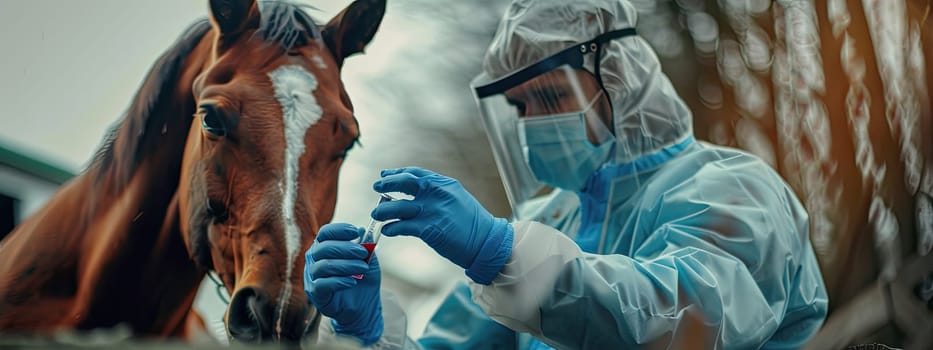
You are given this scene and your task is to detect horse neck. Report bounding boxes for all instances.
[70,36,217,332]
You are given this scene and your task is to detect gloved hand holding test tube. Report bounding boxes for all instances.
[352,193,397,279]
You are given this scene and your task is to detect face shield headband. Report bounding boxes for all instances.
[475,27,637,108]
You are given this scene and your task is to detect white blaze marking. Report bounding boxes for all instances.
[268,65,322,333]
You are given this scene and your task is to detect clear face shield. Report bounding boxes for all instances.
[471,29,637,219]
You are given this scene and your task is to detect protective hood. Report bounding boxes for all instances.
[472,0,693,217]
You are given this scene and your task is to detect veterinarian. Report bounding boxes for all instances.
[304,0,829,348]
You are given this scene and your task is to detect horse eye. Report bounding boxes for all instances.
[199,106,227,137]
[206,198,229,223]
[343,137,359,155]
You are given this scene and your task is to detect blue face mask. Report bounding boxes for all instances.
[519,112,614,191]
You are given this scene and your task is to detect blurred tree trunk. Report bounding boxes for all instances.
[637,0,932,346]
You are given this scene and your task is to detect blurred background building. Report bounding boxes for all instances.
[0,0,930,348]
[0,142,73,241]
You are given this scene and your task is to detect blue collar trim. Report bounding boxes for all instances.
[586,135,696,194]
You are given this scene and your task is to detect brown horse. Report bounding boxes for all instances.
[0,0,384,344]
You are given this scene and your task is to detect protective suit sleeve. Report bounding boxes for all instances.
[469,220,584,334]
[471,160,828,349]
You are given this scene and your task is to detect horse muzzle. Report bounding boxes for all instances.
[226,286,317,344]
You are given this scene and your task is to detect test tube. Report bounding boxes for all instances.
[352,193,396,279]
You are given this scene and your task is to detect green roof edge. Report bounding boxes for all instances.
[0,142,76,184]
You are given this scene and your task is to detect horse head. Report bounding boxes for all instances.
[176,0,384,343]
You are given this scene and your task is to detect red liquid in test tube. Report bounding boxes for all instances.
[352,193,396,280]
[361,242,376,262]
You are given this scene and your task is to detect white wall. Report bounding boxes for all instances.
[0,165,62,221]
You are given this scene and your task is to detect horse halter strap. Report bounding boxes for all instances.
[207,271,230,305]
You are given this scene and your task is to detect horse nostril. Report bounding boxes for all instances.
[227,287,273,343]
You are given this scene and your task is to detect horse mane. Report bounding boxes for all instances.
[87,1,321,190]
[87,19,212,188]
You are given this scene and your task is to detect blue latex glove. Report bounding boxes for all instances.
[304,223,382,346]
[371,167,513,285]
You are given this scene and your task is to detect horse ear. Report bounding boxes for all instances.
[209,0,256,38]
[322,0,386,67]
